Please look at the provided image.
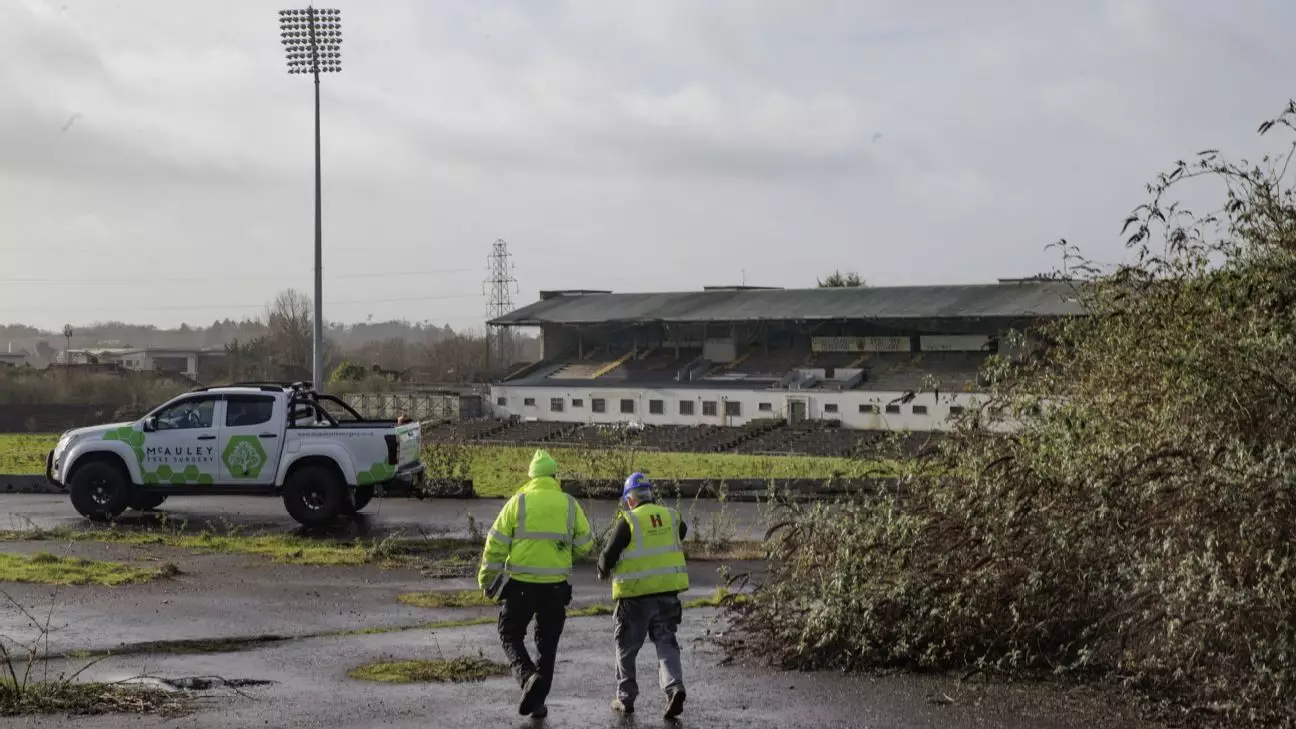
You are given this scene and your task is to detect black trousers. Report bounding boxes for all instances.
[497,580,572,687]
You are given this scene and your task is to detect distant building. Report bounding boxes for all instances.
[0,352,28,368]
[59,347,227,382]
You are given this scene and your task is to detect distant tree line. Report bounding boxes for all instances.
[0,288,537,384]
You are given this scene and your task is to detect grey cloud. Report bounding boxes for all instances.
[3,0,1296,332]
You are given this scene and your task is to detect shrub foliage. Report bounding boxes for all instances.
[729,103,1296,727]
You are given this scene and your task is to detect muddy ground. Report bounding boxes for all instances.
[0,494,1160,729]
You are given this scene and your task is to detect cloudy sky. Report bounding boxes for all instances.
[1,0,1291,332]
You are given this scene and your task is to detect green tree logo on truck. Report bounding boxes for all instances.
[222,436,267,478]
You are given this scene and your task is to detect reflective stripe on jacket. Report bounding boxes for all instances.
[478,476,594,587]
[611,503,689,599]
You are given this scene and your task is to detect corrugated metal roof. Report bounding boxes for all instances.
[491,282,1085,326]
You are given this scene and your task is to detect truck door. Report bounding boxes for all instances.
[218,394,285,485]
[141,395,222,485]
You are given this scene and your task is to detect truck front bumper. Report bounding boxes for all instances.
[46,451,64,489]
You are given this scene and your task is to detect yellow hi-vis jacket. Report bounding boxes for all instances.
[612,503,689,600]
[478,469,593,588]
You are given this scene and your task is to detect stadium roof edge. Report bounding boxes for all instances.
[491,281,1087,326]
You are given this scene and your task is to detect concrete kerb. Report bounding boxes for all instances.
[0,474,62,495]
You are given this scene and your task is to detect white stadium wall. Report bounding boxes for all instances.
[488,384,990,432]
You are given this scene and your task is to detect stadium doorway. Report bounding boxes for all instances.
[787,397,807,424]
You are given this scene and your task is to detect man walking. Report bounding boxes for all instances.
[479,449,594,718]
[597,472,689,719]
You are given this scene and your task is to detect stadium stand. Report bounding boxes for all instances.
[486,281,1082,433]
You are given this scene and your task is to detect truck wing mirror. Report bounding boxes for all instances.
[143,416,158,432]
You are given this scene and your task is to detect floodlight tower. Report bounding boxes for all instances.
[279,7,342,390]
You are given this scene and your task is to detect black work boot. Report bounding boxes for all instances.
[519,673,544,715]
[611,697,635,714]
[530,705,548,719]
[664,689,686,719]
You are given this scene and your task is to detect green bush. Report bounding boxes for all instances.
[729,102,1296,728]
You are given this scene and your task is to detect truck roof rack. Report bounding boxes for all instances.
[191,381,309,393]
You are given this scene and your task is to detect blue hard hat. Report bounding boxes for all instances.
[623,472,652,496]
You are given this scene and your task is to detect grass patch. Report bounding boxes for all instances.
[0,553,177,586]
[569,602,613,617]
[0,434,56,476]
[1,526,479,569]
[347,656,509,684]
[0,681,185,717]
[684,586,746,609]
[397,590,493,609]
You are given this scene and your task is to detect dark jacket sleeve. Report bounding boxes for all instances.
[597,517,632,575]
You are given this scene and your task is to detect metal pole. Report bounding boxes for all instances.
[312,37,324,391]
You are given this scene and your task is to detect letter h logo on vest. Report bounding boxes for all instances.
[650,513,663,529]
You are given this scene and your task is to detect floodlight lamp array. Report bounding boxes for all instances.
[279,8,342,74]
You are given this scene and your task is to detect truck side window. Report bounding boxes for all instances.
[226,395,275,427]
[154,397,216,431]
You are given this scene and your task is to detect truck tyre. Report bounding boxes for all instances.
[69,461,131,522]
[129,493,168,511]
[347,484,374,514]
[283,465,345,527]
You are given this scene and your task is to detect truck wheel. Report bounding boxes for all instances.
[348,485,374,514]
[129,493,168,511]
[69,462,131,522]
[283,465,345,527]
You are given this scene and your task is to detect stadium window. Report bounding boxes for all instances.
[571,399,584,408]
[702,401,718,417]
[725,401,741,416]
[649,399,664,415]
[885,404,901,414]
[550,398,564,413]
[859,404,877,414]
[592,398,606,413]
[679,401,695,416]
[824,403,839,413]
[949,405,965,417]
[912,405,929,415]
[758,402,773,412]
[496,397,506,407]
[620,399,635,414]
[523,398,536,407]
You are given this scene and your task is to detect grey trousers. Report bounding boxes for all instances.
[613,594,685,702]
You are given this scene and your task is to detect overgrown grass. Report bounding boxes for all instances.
[0,553,177,586]
[0,526,478,568]
[0,434,53,475]
[348,656,509,684]
[0,681,184,717]
[397,590,493,609]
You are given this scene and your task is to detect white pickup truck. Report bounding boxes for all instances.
[45,382,424,527]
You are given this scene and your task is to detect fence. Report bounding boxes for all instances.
[340,391,482,422]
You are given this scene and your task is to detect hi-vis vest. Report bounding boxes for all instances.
[612,503,689,599]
